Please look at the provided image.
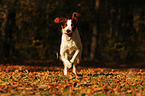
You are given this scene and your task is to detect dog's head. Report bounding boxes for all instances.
[54,12,81,40]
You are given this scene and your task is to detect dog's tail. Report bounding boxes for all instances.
[56,52,59,59]
[56,52,62,61]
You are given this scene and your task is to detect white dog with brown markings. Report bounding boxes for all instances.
[54,12,82,75]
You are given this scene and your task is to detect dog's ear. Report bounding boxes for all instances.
[72,12,81,22]
[54,17,67,24]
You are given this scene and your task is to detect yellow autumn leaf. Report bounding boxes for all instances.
[1,82,7,85]
[17,87,24,90]
[127,90,132,93]
[87,89,91,93]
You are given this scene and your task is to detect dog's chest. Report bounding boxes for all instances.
[62,40,77,55]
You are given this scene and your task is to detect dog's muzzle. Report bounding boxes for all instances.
[66,29,71,33]
[65,29,73,41]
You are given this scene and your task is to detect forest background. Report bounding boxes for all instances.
[0,0,145,66]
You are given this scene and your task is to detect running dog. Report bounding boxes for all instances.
[54,12,82,75]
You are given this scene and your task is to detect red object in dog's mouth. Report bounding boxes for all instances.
[65,33,72,41]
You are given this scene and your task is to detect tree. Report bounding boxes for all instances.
[2,0,18,59]
[90,0,100,60]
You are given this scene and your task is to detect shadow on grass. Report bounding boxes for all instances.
[0,59,145,72]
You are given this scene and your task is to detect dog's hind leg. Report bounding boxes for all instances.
[64,65,67,75]
[73,60,77,75]
[73,63,76,74]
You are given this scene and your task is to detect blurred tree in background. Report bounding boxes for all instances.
[0,0,144,64]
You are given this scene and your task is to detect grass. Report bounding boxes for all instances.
[0,65,145,95]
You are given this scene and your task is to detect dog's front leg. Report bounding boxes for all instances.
[64,53,68,75]
[70,49,80,64]
[60,49,72,68]
[61,52,71,75]
[70,50,80,75]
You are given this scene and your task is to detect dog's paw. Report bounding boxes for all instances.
[70,59,74,64]
[73,71,76,74]
[66,61,72,68]
[67,62,72,68]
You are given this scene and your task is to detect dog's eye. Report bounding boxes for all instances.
[65,24,67,26]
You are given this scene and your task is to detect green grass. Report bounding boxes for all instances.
[0,67,145,95]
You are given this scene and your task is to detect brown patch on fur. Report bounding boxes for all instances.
[54,17,67,24]
[54,17,68,28]
[72,12,81,31]
[72,12,81,23]
[54,12,81,30]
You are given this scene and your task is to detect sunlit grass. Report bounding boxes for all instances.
[0,67,145,95]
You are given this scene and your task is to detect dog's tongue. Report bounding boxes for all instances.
[66,34,71,40]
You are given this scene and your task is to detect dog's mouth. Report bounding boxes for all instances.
[65,32,73,41]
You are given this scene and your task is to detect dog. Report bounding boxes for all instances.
[54,12,82,75]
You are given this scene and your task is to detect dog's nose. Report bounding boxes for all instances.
[66,29,71,33]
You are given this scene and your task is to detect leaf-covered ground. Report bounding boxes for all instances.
[0,63,145,95]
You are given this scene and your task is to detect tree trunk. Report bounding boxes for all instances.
[90,0,99,60]
[90,25,97,59]
[3,1,18,60]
